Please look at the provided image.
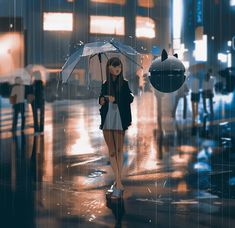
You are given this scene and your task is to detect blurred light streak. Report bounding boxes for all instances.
[138,0,154,8]
[217,53,227,63]
[173,0,183,39]
[90,0,126,5]
[227,53,232,67]
[43,107,53,182]
[176,145,197,153]
[193,162,211,172]
[230,0,235,6]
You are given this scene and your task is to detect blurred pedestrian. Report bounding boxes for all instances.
[188,73,200,122]
[31,71,45,134]
[172,83,189,119]
[10,77,25,133]
[202,69,215,115]
[99,57,134,199]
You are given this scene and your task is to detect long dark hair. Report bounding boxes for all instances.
[106,57,124,96]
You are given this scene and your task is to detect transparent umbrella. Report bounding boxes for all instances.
[61,39,142,83]
[0,68,32,85]
[26,64,49,82]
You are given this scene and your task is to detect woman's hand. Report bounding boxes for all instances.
[100,97,106,105]
[108,96,115,103]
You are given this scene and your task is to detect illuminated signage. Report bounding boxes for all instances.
[196,0,203,25]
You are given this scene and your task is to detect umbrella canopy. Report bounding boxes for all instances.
[188,63,207,74]
[61,39,141,83]
[26,64,49,82]
[0,68,32,85]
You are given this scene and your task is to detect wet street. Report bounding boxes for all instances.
[1,91,235,228]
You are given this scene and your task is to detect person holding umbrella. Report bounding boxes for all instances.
[202,69,215,115]
[30,71,45,134]
[99,57,134,199]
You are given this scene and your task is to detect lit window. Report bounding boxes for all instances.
[136,16,155,38]
[90,0,125,5]
[90,16,125,35]
[43,13,73,31]
[138,0,154,8]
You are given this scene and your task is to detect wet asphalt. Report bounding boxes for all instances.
[0,91,235,227]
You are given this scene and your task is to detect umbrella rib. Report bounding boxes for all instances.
[110,42,143,69]
[61,57,81,83]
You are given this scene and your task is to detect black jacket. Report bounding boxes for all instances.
[99,80,134,131]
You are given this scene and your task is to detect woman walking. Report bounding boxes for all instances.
[99,57,134,198]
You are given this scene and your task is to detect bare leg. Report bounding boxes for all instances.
[113,130,125,189]
[103,130,120,186]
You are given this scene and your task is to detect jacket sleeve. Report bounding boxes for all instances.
[10,86,16,97]
[125,81,134,103]
[98,83,106,105]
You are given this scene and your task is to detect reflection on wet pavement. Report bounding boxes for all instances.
[1,92,235,227]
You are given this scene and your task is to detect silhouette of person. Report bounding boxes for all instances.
[202,69,215,115]
[10,77,26,133]
[172,83,189,119]
[99,57,134,199]
[31,71,45,134]
[188,73,200,122]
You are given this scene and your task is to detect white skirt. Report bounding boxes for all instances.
[103,103,123,130]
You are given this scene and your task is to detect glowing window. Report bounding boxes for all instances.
[43,13,73,31]
[136,16,156,38]
[90,16,125,35]
[90,0,126,5]
[138,0,154,8]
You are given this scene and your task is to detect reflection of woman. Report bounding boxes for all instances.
[99,57,134,198]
